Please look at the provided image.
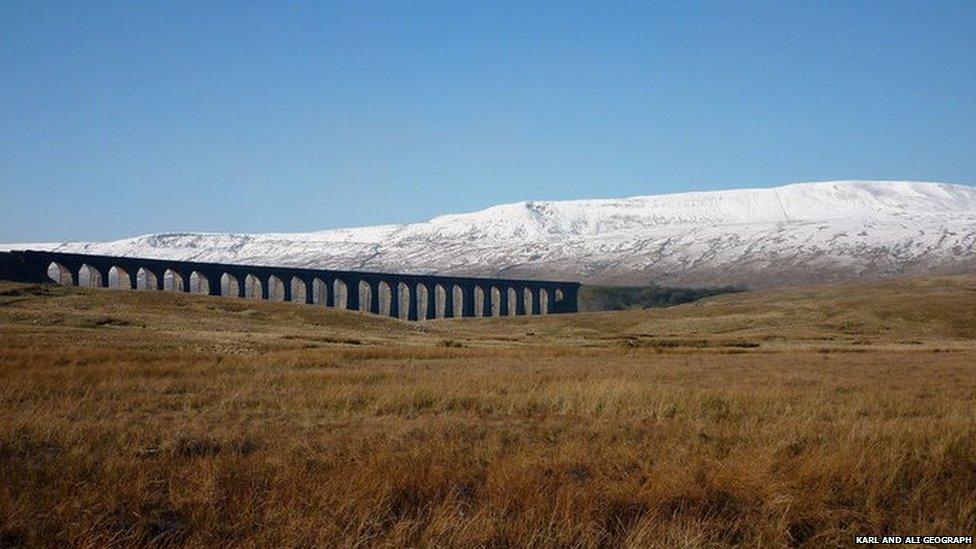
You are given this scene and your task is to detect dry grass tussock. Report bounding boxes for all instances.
[1,276,975,547]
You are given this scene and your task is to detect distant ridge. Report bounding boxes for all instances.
[5,181,976,289]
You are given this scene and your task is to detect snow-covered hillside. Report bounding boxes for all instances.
[5,181,976,289]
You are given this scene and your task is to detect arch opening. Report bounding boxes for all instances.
[220,273,240,297]
[523,288,534,316]
[490,287,502,317]
[312,278,328,305]
[415,284,429,320]
[333,279,348,309]
[377,281,392,316]
[507,288,518,316]
[162,269,183,292]
[356,281,370,313]
[137,268,158,290]
[473,286,484,318]
[46,262,72,285]
[244,274,263,299]
[435,284,447,319]
[398,283,411,320]
[452,285,464,318]
[268,275,286,301]
[539,288,549,315]
[289,277,307,303]
[107,266,130,289]
[189,271,209,294]
[78,264,102,288]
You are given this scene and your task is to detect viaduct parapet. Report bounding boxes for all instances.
[0,250,580,320]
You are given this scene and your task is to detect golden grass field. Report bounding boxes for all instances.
[1,275,975,547]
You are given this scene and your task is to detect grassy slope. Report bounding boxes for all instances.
[435,274,976,348]
[578,284,740,312]
[1,276,975,547]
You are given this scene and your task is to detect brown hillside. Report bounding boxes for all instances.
[1,276,974,547]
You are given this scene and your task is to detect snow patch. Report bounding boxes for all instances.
[3,181,975,288]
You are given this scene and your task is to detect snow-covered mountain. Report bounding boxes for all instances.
[6,181,976,289]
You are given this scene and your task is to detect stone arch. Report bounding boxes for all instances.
[244,274,263,299]
[539,288,549,315]
[551,287,571,313]
[268,275,286,301]
[137,268,158,290]
[358,280,372,313]
[289,277,307,303]
[507,287,518,316]
[434,284,448,318]
[220,273,240,297]
[415,283,430,320]
[479,285,495,317]
[333,279,348,309]
[78,264,102,287]
[189,271,209,294]
[377,281,392,316]
[473,286,484,317]
[452,285,464,318]
[532,287,542,315]
[46,262,73,285]
[108,266,131,289]
[398,282,411,320]
[490,287,502,317]
[312,278,328,305]
[523,287,534,315]
[163,269,183,292]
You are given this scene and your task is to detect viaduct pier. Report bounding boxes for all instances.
[0,250,580,320]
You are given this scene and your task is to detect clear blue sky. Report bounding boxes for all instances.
[2,1,974,242]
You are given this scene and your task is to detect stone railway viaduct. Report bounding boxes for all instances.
[0,250,580,320]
